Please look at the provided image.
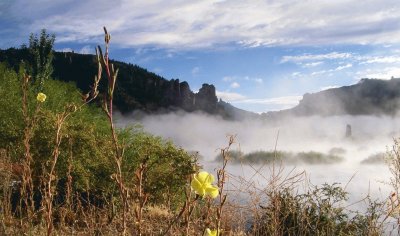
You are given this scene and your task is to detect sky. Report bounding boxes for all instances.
[2,0,400,113]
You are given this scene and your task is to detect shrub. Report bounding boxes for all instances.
[253,183,383,235]
[0,62,195,208]
[119,127,196,207]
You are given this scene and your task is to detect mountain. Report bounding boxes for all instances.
[218,100,260,120]
[264,78,400,118]
[0,48,256,120]
[5,47,397,120]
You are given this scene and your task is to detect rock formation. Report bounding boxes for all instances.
[345,124,352,138]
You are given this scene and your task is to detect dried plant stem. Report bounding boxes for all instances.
[201,198,213,235]
[162,178,198,236]
[163,202,186,235]
[134,161,149,235]
[44,106,76,236]
[97,27,127,236]
[216,135,235,234]
[66,138,73,210]
[19,54,100,234]
[184,187,198,235]
[42,71,98,236]
[21,74,39,220]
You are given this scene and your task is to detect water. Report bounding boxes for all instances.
[116,112,399,211]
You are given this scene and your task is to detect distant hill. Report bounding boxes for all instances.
[264,78,400,118]
[0,48,257,120]
[5,47,397,120]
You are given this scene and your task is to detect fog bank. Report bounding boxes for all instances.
[116,111,400,205]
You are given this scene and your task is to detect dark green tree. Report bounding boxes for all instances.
[29,29,55,91]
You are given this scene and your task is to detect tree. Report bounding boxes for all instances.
[29,29,55,91]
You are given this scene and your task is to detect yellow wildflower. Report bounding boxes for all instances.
[191,171,219,198]
[37,92,46,102]
[205,228,219,236]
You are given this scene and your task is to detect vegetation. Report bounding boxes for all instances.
[0,29,195,235]
[361,152,386,164]
[252,183,383,235]
[216,150,343,164]
[28,29,56,91]
[1,28,400,235]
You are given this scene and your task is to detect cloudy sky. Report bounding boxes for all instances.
[2,0,400,113]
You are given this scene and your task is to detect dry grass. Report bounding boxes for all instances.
[0,134,398,235]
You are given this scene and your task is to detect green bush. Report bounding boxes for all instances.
[0,63,24,150]
[253,183,382,235]
[0,62,195,207]
[120,127,196,207]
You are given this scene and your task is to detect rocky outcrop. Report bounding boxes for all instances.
[345,124,352,138]
[194,84,218,113]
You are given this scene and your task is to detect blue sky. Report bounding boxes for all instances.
[2,0,400,113]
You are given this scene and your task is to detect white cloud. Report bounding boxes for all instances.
[303,61,323,67]
[311,70,327,76]
[320,85,339,91]
[223,75,263,84]
[308,63,352,77]
[230,82,240,88]
[244,76,263,83]
[152,67,163,74]
[253,78,263,84]
[291,72,301,77]
[58,47,73,52]
[359,56,400,64]
[191,66,200,76]
[281,52,353,63]
[335,63,352,71]
[223,76,235,82]
[216,91,246,102]
[8,0,400,50]
[58,46,92,54]
[216,93,302,110]
[78,45,93,54]
[234,96,302,106]
[360,67,400,80]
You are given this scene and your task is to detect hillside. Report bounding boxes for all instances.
[0,48,256,120]
[3,47,398,120]
[264,78,400,118]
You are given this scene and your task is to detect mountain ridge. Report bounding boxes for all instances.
[0,47,255,120]
[264,78,400,118]
[2,47,399,120]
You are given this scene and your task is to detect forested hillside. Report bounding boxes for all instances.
[0,47,256,120]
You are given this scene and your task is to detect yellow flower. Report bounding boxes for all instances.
[37,92,46,102]
[205,228,219,236]
[191,171,219,198]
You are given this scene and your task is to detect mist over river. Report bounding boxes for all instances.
[116,112,400,208]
